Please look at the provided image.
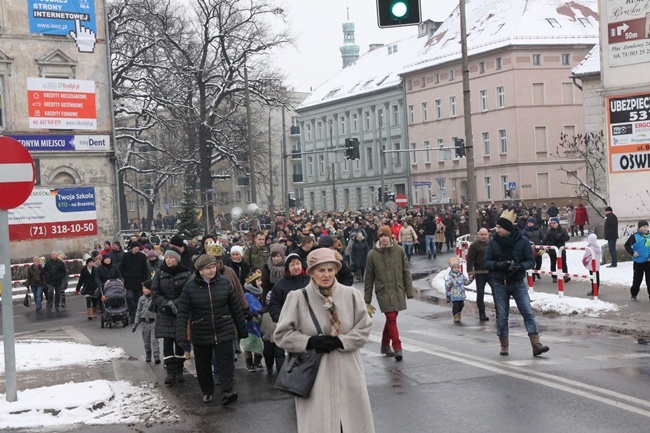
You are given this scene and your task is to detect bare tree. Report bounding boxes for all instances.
[554,130,608,217]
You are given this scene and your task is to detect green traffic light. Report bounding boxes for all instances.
[391,1,408,19]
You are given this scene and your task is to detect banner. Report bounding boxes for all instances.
[27,78,97,130]
[27,0,97,52]
[8,187,98,241]
[9,134,110,151]
[607,92,650,173]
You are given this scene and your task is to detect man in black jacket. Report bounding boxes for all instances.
[544,217,571,283]
[604,206,619,267]
[120,242,150,323]
[485,217,549,357]
[466,228,494,321]
[43,251,68,311]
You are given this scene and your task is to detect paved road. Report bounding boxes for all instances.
[3,250,650,432]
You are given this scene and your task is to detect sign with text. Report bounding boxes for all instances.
[607,92,650,173]
[8,187,98,241]
[10,134,110,152]
[28,0,97,52]
[606,0,650,67]
[27,78,97,130]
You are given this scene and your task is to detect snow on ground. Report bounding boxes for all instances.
[431,239,625,317]
[0,340,177,430]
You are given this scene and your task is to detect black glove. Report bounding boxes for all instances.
[307,336,344,353]
[131,323,139,333]
[495,261,511,270]
[507,264,522,275]
[244,310,254,321]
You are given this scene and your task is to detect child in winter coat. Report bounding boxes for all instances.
[583,234,602,297]
[132,280,160,364]
[445,257,470,322]
[243,270,264,372]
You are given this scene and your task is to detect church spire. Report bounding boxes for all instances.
[339,10,360,69]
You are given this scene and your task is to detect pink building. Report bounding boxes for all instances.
[402,0,599,206]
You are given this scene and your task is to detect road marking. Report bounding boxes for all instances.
[587,353,650,361]
[368,332,650,417]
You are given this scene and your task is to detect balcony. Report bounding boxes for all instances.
[291,145,302,159]
[237,177,250,186]
[290,125,300,135]
[292,174,304,183]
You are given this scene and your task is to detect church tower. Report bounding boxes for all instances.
[339,8,360,68]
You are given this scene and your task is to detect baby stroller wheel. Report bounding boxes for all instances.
[100,318,105,328]
[123,319,129,328]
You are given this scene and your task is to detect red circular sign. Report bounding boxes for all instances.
[0,137,36,209]
[395,194,408,207]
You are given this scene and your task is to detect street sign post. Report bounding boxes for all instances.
[0,136,36,402]
[395,193,408,207]
[508,181,517,191]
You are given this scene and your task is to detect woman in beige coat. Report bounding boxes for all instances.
[274,248,374,433]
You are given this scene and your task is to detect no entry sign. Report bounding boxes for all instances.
[0,137,36,209]
[395,194,408,207]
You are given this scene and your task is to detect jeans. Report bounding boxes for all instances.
[474,274,494,317]
[402,242,413,260]
[381,311,402,351]
[607,239,617,266]
[46,282,65,309]
[493,280,539,337]
[425,235,436,256]
[31,285,45,310]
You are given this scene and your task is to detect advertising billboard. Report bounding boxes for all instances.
[8,187,98,241]
[27,78,97,130]
[607,92,650,173]
[605,0,650,67]
[9,134,110,152]
[27,0,97,53]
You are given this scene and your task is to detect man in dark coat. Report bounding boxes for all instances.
[120,242,150,323]
[604,206,619,267]
[544,217,571,283]
[484,217,549,357]
[466,228,494,321]
[42,251,68,311]
[109,241,125,268]
[169,234,199,270]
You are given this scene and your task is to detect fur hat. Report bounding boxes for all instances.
[194,254,217,271]
[306,248,342,275]
[163,249,181,262]
[378,225,392,238]
[170,234,185,247]
[496,217,514,232]
[448,257,460,267]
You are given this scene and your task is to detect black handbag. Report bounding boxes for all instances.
[23,293,31,307]
[275,288,324,398]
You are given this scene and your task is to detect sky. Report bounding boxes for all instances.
[274,0,459,92]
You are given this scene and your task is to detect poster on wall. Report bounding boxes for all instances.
[27,0,97,52]
[9,134,110,152]
[8,187,98,241]
[607,92,650,173]
[27,78,97,130]
[605,0,650,67]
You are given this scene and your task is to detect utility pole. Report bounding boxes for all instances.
[328,120,338,210]
[379,111,385,209]
[268,111,274,213]
[281,103,290,220]
[460,0,478,236]
[244,66,256,203]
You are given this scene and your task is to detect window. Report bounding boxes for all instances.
[435,73,440,84]
[322,191,327,210]
[435,99,442,119]
[235,190,242,201]
[317,121,323,139]
[499,129,507,153]
[449,69,455,80]
[424,141,431,163]
[546,18,561,28]
[366,147,373,170]
[437,138,451,161]
[339,116,346,135]
[394,142,401,167]
[578,18,591,27]
[480,89,488,112]
[410,142,417,165]
[449,96,457,117]
[305,123,312,141]
[307,156,314,176]
[482,132,490,156]
[496,86,505,108]
[377,108,385,128]
[561,82,574,104]
[407,80,412,90]
[354,157,361,171]
[533,54,541,65]
[535,126,548,153]
[172,197,179,207]
[170,175,177,186]
[564,125,576,137]
[408,105,415,124]
[562,53,570,65]
[318,155,325,175]
[0,77,4,129]
[392,105,399,125]
[532,83,545,105]
[352,113,358,132]
[479,61,485,74]
[421,76,426,87]
[128,200,135,212]
[501,175,509,198]
[422,102,429,121]
[485,177,492,200]
[496,57,502,70]
[364,111,371,130]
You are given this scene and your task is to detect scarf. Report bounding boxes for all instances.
[318,285,341,337]
[267,258,285,284]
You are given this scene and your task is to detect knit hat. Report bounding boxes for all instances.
[306,248,342,275]
[142,280,152,290]
[550,217,560,224]
[230,245,243,256]
[102,253,111,261]
[147,250,158,259]
[448,257,460,267]
[318,235,335,248]
[170,234,185,247]
[605,206,613,212]
[527,217,536,224]
[285,253,303,271]
[269,243,286,258]
[143,244,153,250]
[496,217,514,232]
[194,254,217,271]
[163,249,181,262]
[638,220,649,228]
[378,225,392,238]
[245,270,262,285]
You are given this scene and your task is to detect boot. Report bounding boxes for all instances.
[87,308,94,320]
[92,306,99,317]
[499,336,509,356]
[164,360,176,386]
[253,354,264,370]
[380,346,395,357]
[529,334,549,357]
[453,313,461,323]
[176,359,185,382]
[246,357,256,372]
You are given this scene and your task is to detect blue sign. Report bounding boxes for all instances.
[413,181,431,187]
[54,187,96,213]
[508,181,517,191]
[28,0,97,53]
[9,134,110,152]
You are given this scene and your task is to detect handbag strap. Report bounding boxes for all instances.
[301,288,324,336]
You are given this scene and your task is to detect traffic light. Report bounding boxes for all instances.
[351,138,360,160]
[454,137,466,158]
[376,0,422,28]
[378,187,383,202]
[345,138,354,160]
[289,197,296,207]
[505,189,511,198]
[385,192,395,202]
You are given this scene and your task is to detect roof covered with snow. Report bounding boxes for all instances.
[299,0,600,110]
[571,42,601,76]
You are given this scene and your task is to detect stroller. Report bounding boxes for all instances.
[99,278,129,328]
